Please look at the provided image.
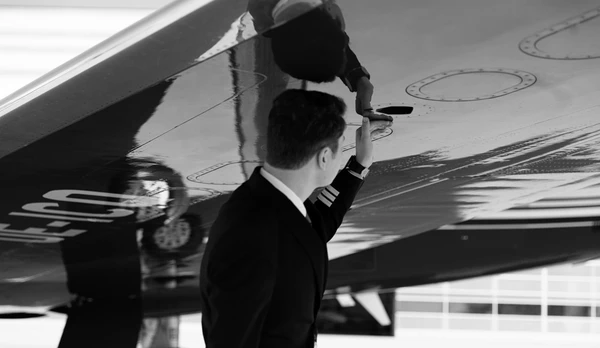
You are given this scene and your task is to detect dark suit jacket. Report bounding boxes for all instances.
[200,166,363,348]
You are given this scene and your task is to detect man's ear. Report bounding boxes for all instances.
[316,147,330,170]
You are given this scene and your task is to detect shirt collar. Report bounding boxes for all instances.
[260,167,307,217]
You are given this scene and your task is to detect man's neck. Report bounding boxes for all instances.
[263,163,316,202]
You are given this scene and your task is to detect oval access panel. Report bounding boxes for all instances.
[406,68,536,102]
[519,7,600,60]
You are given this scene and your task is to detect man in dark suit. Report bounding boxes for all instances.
[200,89,391,348]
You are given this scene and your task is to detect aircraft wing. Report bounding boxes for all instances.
[2,0,600,343]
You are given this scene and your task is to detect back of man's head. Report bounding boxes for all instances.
[269,7,348,83]
[267,89,346,169]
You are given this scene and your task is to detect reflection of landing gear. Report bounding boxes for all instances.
[141,214,204,259]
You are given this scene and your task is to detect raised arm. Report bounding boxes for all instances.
[314,165,365,242]
[313,117,392,242]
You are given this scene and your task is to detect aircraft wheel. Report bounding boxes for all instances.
[142,214,204,258]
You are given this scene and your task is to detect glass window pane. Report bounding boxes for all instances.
[498,279,541,292]
[548,305,591,317]
[548,265,592,277]
[397,317,442,329]
[449,318,492,331]
[449,303,492,314]
[548,280,591,293]
[449,277,493,290]
[498,304,541,316]
[548,320,590,333]
[397,301,443,313]
[498,319,542,332]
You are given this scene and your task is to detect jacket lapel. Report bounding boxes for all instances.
[246,168,326,298]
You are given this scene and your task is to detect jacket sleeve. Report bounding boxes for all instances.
[313,168,365,242]
[338,42,370,92]
[326,1,370,92]
[202,215,278,348]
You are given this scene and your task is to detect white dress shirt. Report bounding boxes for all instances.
[260,167,308,218]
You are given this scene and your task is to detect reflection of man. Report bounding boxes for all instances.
[247,0,392,120]
[200,89,391,347]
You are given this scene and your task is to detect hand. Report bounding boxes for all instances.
[355,77,393,122]
[355,117,393,168]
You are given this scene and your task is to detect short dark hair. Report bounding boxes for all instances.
[266,89,346,169]
[269,7,348,83]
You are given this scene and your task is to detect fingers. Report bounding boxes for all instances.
[370,119,392,130]
[367,119,393,140]
[363,110,394,122]
[354,118,392,141]
[361,116,370,139]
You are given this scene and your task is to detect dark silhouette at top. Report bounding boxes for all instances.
[268,7,349,83]
[247,0,393,120]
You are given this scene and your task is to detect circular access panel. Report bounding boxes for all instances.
[406,68,536,102]
[187,187,221,204]
[519,7,600,60]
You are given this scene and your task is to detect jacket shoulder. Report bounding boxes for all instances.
[209,184,278,251]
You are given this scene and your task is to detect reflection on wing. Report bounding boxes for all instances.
[3,0,600,344]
